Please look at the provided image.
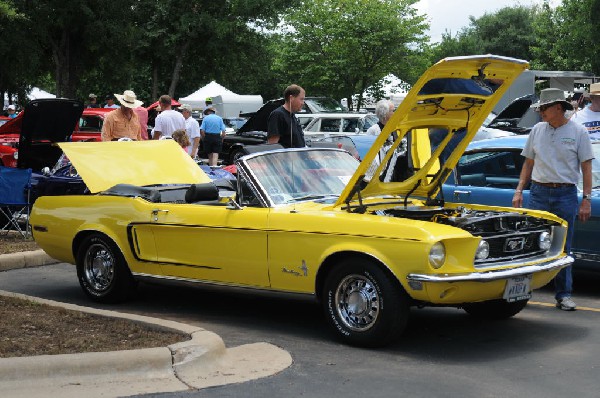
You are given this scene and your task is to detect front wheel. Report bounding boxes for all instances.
[322,259,410,347]
[462,299,528,319]
[76,233,136,303]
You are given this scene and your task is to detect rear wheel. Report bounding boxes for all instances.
[463,299,528,319]
[76,233,136,303]
[322,258,409,347]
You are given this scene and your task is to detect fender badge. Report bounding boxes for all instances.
[282,260,308,277]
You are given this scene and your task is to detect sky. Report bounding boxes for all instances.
[415,0,561,43]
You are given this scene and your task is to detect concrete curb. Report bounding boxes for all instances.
[0,249,58,271]
[0,288,292,397]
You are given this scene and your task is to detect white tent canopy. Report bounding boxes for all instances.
[4,87,56,109]
[179,81,236,110]
[28,87,56,100]
[212,93,263,119]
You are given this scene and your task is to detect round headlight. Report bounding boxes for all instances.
[429,242,446,269]
[538,231,552,251]
[13,151,18,160]
[475,239,490,260]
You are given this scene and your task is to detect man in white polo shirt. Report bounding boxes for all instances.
[513,88,594,311]
[152,95,185,140]
[180,104,201,158]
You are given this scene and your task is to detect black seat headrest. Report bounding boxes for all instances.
[185,183,219,203]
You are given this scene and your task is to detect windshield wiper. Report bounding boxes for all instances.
[287,194,338,203]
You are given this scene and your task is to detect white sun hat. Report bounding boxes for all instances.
[114,90,143,108]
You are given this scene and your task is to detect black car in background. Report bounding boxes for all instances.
[485,94,540,135]
[216,97,348,164]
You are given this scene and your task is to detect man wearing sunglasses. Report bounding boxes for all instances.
[512,88,593,311]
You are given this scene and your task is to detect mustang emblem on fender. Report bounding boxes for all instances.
[282,260,308,277]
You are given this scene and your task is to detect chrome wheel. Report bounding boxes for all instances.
[335,274,380,332]
[76,233,135,303]
[83,243,115,293]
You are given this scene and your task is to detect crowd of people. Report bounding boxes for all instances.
[94,90,227,166]
[94,84,310,166]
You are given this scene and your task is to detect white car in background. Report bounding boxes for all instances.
[303,112,378,140]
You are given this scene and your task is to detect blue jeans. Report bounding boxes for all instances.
[528,183,578,300]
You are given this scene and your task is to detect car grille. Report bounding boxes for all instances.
[448,211,557,267]
[476,229,549,265]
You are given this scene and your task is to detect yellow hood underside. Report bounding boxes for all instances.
[58,140,211,193]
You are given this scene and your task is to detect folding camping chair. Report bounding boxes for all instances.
[0,166,32,238]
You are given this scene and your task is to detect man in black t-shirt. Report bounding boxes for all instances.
[267,84,306,148]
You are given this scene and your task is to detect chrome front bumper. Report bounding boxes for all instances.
[407,256,573,283]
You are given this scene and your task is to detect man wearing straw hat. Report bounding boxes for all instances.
[101,90,143,141]
[512,88,593,311]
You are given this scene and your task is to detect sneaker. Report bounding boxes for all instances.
[556,297,577,311]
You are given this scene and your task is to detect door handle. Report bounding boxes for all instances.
[453,190,471,198]
[151,209,169,221]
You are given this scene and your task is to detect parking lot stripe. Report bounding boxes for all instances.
[529,301,600,313]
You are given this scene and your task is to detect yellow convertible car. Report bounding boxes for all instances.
[30,55,572,347]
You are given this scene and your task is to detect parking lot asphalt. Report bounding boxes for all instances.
[0,251,292,398]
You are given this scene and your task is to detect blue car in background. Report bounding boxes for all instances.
[442,135,600,270]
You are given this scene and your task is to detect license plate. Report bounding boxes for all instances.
[503,274,532,302]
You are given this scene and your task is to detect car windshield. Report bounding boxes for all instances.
[245,149,359,205]
[361,115,378,132]
[224,117,247,131]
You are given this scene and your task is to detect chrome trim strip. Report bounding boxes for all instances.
[131,272,315,296]
[407,256,573,283]
[572,251,600,262]
[478,228,549,239]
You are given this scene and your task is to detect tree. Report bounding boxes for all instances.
[2,1,143,100]
[429,28,481,62]
[0,1,42,106]
[471,6,535,60]
[133,0,296,101]
[431,6,535,65]
[274,0,428,109]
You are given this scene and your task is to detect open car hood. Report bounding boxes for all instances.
[336,55,529,207]
[58,140,211,194]
[15,98,84,171]
[236,99,284,134]
[486,94,538,134]
[11,98,83,141]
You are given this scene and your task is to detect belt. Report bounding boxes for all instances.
[532,181,575,188]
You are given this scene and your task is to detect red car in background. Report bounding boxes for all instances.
[0,112,23,167]
[75,107,114,141]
